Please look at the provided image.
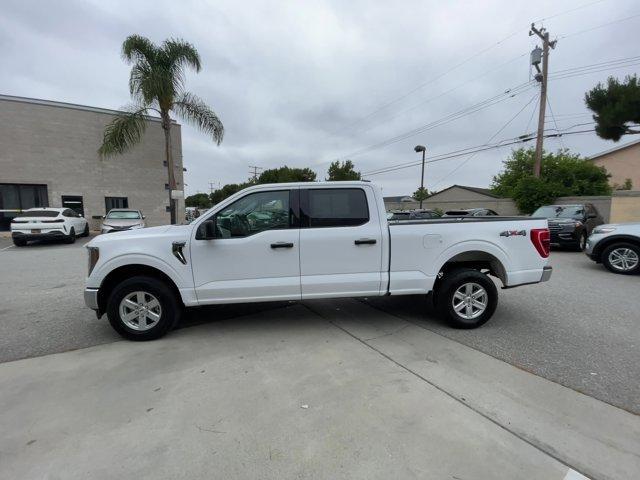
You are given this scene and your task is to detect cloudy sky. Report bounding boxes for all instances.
[2,0,639,196]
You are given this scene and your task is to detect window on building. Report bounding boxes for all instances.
[105,197,129,212]
[304,188,369,228]
[0,184,49,231]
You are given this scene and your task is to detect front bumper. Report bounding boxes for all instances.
[84,287,99,310]
[549,231,578,247]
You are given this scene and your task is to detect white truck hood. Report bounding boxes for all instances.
[88,224,192,247]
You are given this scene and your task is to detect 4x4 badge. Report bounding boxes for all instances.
[500,230,526,237]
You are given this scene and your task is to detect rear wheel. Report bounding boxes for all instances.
[12,238,27,247]
[435,268,498,329]
[106,276,181,340]
[602,243,640,275]
[65,227,76,244]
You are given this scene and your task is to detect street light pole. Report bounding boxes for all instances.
[414,145,426,208]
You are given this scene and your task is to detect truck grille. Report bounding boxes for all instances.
[548,223,562,232]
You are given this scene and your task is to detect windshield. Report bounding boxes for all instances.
[18,210,59,218]
[532,205,584,219]
[106,211,141,219]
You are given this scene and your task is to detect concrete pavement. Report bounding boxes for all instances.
[1,300,638,480]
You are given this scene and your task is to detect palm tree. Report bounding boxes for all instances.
[99,35,224,224]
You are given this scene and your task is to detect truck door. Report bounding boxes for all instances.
[190,188,301,303]
[299,186,383,298]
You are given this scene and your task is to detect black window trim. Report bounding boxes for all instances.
[300,187,370,229]
[198,188,298,240]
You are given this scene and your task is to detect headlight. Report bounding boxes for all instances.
[130,224,144,229]
[593,226,616,234]
[87,246,99,275]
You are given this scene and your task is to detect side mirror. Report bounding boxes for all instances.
[102,215,106,219]
[142,215,146,219]
[196,219,217,240]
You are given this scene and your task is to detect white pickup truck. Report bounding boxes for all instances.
[84,181,552,340]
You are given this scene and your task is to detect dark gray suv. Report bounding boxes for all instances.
[532,204,604,251]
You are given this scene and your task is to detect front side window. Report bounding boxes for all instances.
[305,188,369,227]
[215,190,290,238]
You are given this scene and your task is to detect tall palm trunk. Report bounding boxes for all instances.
[161,111,177,224]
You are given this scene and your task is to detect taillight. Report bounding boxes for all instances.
[530,228,550,258]
[42,219,64,223]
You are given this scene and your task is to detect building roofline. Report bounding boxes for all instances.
[428,184,499,199]
[0,93,179,125]
[588,138,640,160]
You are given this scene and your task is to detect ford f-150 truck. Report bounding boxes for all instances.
[84,181,552,340]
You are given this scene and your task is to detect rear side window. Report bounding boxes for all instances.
[304,188,369,227]
[18,210,59,218]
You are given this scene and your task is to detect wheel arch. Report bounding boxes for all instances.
[97,264,183,316]
[434,248,508,291]
[593,235,640,260]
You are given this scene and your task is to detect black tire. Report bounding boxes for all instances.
[65,227,76,244]
[13,238,27,247]
[435,268,498,329]
[106,276,181,341]
[602,242,640,275]
[575,232,587,252]
[81,223,90,237]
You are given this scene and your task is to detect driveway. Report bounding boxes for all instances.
[1,241,638,414]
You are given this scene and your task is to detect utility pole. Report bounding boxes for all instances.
[529,23,557,177]
[414,145,427,209]
[249,165,262,181]
[209,182,216,194]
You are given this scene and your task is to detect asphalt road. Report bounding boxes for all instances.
[0,235,638,414]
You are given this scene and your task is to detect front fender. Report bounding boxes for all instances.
[87,253,190,290]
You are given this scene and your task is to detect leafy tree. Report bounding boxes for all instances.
[327,160,361,181]
[209,182,251,205]
[585,75,640,141]
[613,178,633,191]
[185,193,211,209]
[491,148,611,213]
[99,35,224,224]
[258,166,316,184]
[412,187,430,202]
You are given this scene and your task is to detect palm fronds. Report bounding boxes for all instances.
[98,106,148,158]
[174,92,224,145]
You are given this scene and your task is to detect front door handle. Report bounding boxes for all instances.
[271,242,294,249]
[354,238,377,245]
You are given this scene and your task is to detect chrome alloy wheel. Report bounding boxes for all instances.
[608,247,639,272]
[119,291,162,331]
[452,282,488,320]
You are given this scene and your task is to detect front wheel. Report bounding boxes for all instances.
[602,243,640,275]
[81,223,90,237]
[435,268,498,329]
[575,232,587,252]
[106,276,182,340]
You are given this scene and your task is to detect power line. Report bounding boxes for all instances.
[339,0,611,132]
[362,127,599,177]
[560,12,640,40]
[248,165,263,180]
[546,96,566,149]
[337,81,536,160]
[431,92,540,190]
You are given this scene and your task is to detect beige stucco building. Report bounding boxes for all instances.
[589,139,640,190]
[0,95,184,231]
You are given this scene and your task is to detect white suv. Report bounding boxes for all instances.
[11,207,89,246]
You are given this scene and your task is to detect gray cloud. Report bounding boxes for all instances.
[2,0,638,196]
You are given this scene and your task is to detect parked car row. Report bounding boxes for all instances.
[10,207,146,246]
[387,208,499,221]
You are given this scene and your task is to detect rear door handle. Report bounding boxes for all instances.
[354,238,377,245]
[271,242,294,249]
